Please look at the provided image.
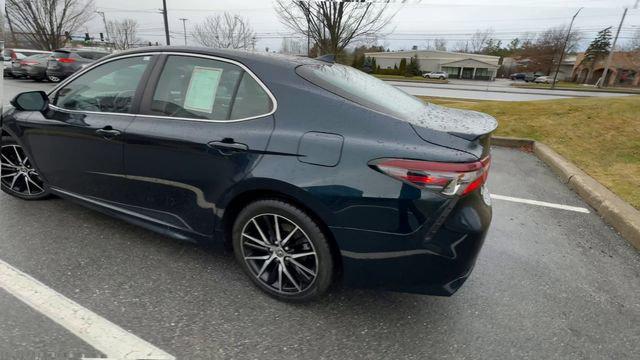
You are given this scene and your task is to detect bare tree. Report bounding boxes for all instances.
[518,26,581,75]
[274,0,404,56]
[6,0,95,50]
[106,19,139,50]
[280,38,304,54]
[192,13,256,50]
[434,38,447,51]
[453,40,470,53]
[628,28,640,50]
[469,28,494,53]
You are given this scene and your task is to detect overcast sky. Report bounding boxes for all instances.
[82,0,640,51]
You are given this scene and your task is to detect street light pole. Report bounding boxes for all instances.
[96,11,110,44]
[179,18,188,46]
[598,0,638,88]
[551,7,582,90]
[161,0,171,45]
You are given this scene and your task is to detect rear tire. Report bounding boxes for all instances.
[1,136,51,200]
[232,199,334,302]
[46,74,61,83]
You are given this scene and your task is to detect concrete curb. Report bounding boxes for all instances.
[492,136,640,250]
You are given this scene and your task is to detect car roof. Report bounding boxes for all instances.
[113,46,324,70]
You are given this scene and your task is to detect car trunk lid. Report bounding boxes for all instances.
[408,103,498,159]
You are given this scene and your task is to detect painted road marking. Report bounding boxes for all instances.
[0,259,175,360]
[491,194,590,213]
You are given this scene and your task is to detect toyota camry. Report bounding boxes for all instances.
[1,47,497,301]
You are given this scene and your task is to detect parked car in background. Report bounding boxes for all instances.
[3,48,51,77]
[45,49,110,82]
[533,75,557,84]
[509,72,526,81]
[423,71,448,80]
[2,47,497,302]
[11,53,52,80]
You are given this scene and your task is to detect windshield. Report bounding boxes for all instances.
[296,63,427,121]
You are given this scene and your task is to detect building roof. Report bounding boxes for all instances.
[440,58,499,69]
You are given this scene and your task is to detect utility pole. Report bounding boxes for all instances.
[179,18,188,46]
[161,0,171,45]
[96,11,110,44]
[598,0,638,88]
[551,7,582,90]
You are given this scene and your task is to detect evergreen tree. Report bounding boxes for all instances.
[405,55,421,77]
[584,27,612,62]
[398,58,407,74]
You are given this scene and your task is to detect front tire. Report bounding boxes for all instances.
[1,136,50,200]
[232,199,334,302]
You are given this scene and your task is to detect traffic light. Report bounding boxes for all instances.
[100,33,104,42]
[84,33,90,41]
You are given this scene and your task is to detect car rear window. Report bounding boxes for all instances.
[296,63,427,121]
[77,51,109,60]
[52,51,70,59]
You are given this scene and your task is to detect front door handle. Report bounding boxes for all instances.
[96,126,121,139]
[207,139,249,155]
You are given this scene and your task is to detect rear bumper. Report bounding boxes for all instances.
[46,67,76,79]
[27,67,46,79]
[332,187,492,295]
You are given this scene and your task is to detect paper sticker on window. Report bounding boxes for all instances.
[183,66,223,113]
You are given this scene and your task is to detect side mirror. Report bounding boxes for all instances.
[10,91,49,112]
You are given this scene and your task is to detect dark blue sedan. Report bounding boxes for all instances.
[1,47,497,302]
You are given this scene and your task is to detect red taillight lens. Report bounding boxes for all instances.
[57,58,75,63]
[369,156,491,196]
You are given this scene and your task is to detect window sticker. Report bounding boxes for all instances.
[183,66,223,113]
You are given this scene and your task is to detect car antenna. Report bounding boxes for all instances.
[315,54,336,64]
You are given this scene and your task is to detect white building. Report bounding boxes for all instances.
[364,50,501,80]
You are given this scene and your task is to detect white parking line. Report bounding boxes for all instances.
[491,194,590,213]
[0,259,175,360]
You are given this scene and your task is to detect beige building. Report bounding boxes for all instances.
[572,51,640,87]
[364,50,501,80]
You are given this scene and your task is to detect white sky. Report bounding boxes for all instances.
[81,0,640,51]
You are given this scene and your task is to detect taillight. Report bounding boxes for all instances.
[57,58,75,63]
[20,60,38,65]
[369,156,491,196]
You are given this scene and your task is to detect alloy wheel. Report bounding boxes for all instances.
[0,144,45,196]
[240,213,318,294]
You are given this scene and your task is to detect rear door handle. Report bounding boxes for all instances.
[207,139,249,155]
[96,127,121,139]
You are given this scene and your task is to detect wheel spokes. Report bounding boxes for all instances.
[241,213,318,294]
[1,144,45,196]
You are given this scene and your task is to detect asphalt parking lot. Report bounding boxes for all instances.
[1,78,640,359]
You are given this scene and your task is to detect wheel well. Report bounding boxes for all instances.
[222,189,343,277]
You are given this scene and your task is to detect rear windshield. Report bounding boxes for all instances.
[77,51,109,60]
[52,51,70,58]
[296,63,426,121]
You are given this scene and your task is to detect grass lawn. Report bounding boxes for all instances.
[373,74,448,83]
[512,81,640,94]
[419,96,640,209]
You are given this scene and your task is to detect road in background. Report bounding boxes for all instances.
[386,78,633,101]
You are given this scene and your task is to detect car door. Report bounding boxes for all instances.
[16,54,157,201]
[122,54,275,236]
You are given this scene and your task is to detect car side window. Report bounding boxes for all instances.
[230,72,273,120]
[52,56,153,114]
[150,55,272,121]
